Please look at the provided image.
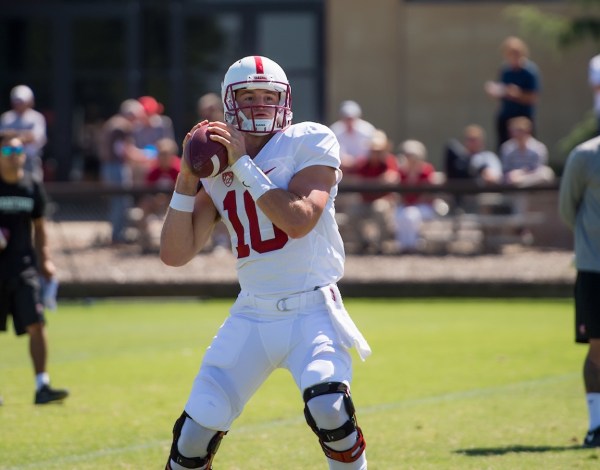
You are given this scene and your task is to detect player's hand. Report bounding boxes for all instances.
[180,121,209,178]
[206,121,247,166]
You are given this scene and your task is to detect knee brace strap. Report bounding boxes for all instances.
[323,426,367,463]
[303,382,366,463]
[167,411,227,470]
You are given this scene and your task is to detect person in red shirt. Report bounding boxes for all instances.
[394,139,439,253]
[345,129,398,254]
[136,137,180,253]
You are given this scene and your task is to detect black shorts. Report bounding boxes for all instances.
[0,269,45,336]
[574,270,600,343]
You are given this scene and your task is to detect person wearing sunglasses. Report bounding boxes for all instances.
[0,85,47,182]
[0,134,68,405]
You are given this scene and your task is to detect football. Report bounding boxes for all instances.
[183,123,229,178]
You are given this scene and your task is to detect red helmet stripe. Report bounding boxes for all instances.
[254,56,264,74]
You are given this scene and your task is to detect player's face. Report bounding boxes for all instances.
[235,88,279,119]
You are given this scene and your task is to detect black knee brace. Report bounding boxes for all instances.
[165,411,227,470]
[303,382,366,463]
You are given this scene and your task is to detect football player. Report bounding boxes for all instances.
[160,56,370,469]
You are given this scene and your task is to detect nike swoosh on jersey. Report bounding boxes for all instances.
[265,167,276,175]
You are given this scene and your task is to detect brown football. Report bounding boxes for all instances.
[183,123,229,178]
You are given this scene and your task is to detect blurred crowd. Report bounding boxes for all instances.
[2,35,593,256]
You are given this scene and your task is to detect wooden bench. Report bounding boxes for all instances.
[44,180,559,255]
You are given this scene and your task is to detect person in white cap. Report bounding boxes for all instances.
[394,139,439,253]
[98,99,146,244]
[329,100,375,174]
[0,85,47,182]
[344,129,399,254]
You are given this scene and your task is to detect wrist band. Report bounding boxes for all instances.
[169,191,195,212]
[231,155,277,200]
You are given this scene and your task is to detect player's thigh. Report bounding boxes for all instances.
[185,313,275,428]
[575,270,600,343]
[288,308,353,392]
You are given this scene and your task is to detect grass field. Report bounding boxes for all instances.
[1,298,598,469]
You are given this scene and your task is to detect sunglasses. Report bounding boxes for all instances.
[1,145,24,156]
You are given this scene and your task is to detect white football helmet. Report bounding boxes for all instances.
[221,56,292,135]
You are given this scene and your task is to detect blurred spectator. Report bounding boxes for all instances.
[445,124,503,214]
[197,92,224,122]
[394,140,439,254]
[134,96,175,183]
[445,124,502,185]
[136,96,175,149]
[589,53,600,135]
[500,116,554,244]
[98,99,146,245]
[345,130,398,254]
[500,116,554,187]
[485,36,540,150]
[0,85,47,182]
[329,100,375,174]
[134,137,180,253]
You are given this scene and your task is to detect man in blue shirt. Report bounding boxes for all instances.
[485,36,540,150]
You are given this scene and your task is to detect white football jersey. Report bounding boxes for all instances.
[201,121,345,296]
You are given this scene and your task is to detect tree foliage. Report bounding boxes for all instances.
[506,0,600,48]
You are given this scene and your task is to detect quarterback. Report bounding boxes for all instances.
[160,55,370,469]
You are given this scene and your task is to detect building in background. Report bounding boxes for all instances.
[1,0,594,180]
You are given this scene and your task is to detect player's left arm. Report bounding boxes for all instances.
[256,165,336,239]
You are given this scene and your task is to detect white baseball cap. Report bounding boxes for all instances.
[370,130,389,151]
[400,139,427,160]
[10,85,34,104]
[339,100,362,119]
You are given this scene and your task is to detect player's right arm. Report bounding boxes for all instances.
[160,124,219,267]
[160,185,218,267]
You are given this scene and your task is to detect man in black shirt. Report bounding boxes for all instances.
[0,134,68,405]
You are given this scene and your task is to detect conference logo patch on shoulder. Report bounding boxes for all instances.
[222,171,234,187]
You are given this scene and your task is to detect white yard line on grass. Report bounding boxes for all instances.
[7,372,578,469]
